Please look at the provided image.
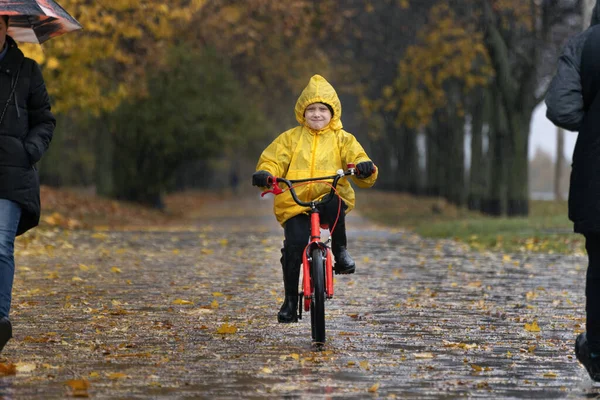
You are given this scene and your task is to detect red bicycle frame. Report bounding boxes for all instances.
[301,212,334,311]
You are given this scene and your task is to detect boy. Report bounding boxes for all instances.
[252,74,378,323]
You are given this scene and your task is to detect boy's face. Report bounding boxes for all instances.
[0,17,7,51]
[304,102,332,130]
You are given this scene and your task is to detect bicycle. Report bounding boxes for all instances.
[261,164,373,346]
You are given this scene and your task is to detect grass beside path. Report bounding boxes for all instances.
[356,191,584,255]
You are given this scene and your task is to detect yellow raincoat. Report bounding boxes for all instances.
[256,74,378,225]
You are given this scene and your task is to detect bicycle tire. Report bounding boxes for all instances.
[310,248,326,344]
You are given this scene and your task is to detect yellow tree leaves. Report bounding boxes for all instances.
[394,3,494,128]
[184,0,341,112]
[492,0,535,31]
[20,0,208,114]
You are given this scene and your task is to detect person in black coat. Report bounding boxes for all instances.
[0,15,55,353]
[546,3,600,382]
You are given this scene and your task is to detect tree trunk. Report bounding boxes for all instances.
[483,89,508,216]
[425,116,442,196]
[442,83,465,206]
[369,113,395,191]
[95,116,114,197]
[400,127,420,194]
[468,92,486,210]
[554,127,565,201]
[506,112,530,216]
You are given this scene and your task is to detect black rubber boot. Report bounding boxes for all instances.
[0,317,12,353]
[576,332,600,381]
[333,246,356,274]
[278,245,303,323]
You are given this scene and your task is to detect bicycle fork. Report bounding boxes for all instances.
[297,244,334,320]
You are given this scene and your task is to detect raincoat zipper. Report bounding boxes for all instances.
[308,130,318,202]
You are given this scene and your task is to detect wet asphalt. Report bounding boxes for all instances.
[0,193,597,398]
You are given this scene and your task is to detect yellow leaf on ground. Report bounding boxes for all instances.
[172,299,194,305]
[65,378,90,390]
[359,361,370,369]
[216,323,237,334]
[15,362,36,373]
[0,363,16,376]
[201,249,214,255]
[212,292,223,297]
[46,272,59,280]
[211,300,219,309]
[525,321,541,332]
[111,267,122,273]
[107,372,128,379]
[368,382,380,392]
[543,372,557,378]
[414,352,434,359]
[261,367,273,374]
[91,233,108,240]
[65,378,90,397]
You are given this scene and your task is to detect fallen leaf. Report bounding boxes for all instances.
[172,299,194,305]
[414,352,434,359]
[65,378,90,397]
[368,382,380,392]
[107,372,128,379]
[216,323,237,334]
[15,362,36,373]
[525,321,541,332]
[0,363,16,376]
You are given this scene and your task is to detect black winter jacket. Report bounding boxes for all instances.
[545,4,600,131]
[0,36,55,235]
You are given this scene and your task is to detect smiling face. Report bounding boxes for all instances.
[304,102,332,130]
[0,16,7,51]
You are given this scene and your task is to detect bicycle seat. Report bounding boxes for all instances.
[320,224,329,230]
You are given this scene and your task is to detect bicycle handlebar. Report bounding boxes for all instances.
[261,164,376,208]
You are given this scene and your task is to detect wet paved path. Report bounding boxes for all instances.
[0,193,597,398]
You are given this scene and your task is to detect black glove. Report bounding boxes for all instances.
[252,170,273,187]
[356,161,375,178]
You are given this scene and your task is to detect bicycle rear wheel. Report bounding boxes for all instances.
[310,248,326,344]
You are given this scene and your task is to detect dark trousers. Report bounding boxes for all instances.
[283,195,348,249]
[586,233,600,351]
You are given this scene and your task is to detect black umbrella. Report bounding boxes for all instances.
[0,0,82,43]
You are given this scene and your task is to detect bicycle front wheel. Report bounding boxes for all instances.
[310,248,326,344]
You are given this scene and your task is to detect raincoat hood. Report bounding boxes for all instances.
[592,3,600,26]
[294,74,343,131]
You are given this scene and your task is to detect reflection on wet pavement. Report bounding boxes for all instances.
[3,195,598,398]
